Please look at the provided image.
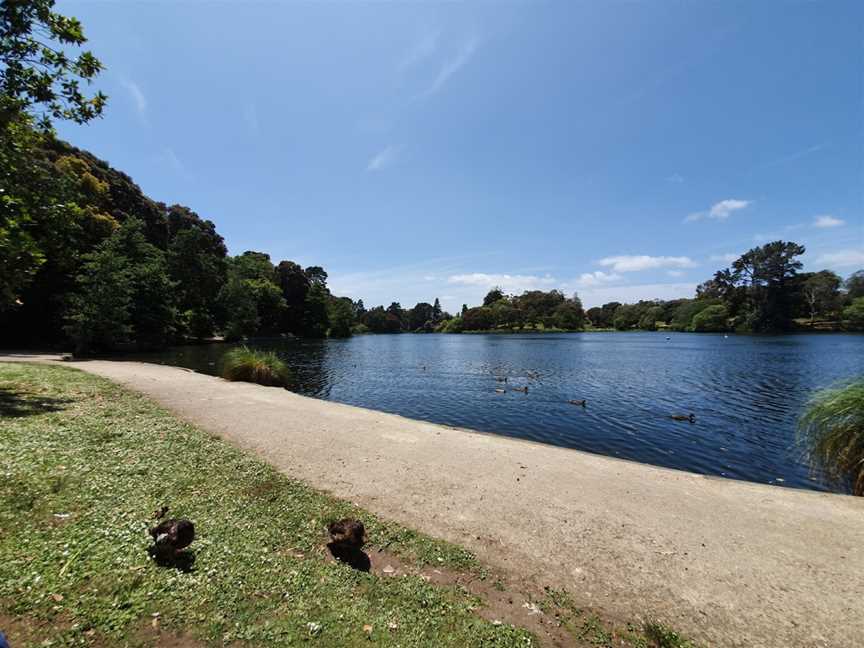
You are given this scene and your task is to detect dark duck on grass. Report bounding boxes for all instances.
[148,507,195,567]
[327,518,370,571]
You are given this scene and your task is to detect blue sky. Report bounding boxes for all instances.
[57,1,863,311]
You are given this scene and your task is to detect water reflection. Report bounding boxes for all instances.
[126,332,864,493]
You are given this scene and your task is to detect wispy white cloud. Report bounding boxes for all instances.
[421,37,479,98]
[573,271,622,287]
[447,272,556,293]
[666,270,684,277]
[598,255,697,273]
[366,145,399,172]
[709,253,738,264]
[815,249,864,268]
[813,214,845,229]
[120,77,147,123]
[243,103,259,136]
[577,283,697,309]
[162,147,185,175]
[666,173,684,184]
[685,199,751,223]
[755,142,827,170]
[399,31,439,71]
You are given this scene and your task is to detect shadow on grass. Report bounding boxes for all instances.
[0,388,72,418]
[146,546,197,573]
[327,543,371,572]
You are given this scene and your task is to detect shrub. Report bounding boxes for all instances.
[220,346,294,388]
[798,379,864,495]
[691,304,730,332]
[843,297,864,328]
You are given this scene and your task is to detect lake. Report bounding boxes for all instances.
[127,332,863,493]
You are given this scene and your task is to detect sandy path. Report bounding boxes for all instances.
[5,356,863,647]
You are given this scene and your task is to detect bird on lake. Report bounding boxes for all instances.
[512,386,528,393]
[495,376,508,383]
[495,388,506,394]
[149,510,195,561]
[671,413,696,423]
[327,518,367,551]
[569,399,587,407]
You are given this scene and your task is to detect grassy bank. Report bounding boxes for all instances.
[0,363,694,647]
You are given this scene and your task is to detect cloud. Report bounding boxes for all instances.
[399,31,439,71]
[421,37,478,97]
[709,253,738,264]
[162,147,186,175]
[447,273,557,293]
[366,145,398,172]
[667,270,684,277]
[813,214,845,228]
[577,282,697,309]
[666,173,684,184]
[815,249,864,268]
[120,77,147,122]
[685,199,751,223]
[598,255,697,273]
[573,271,621,287]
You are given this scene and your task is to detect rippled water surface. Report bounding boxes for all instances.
[129,332,863,493]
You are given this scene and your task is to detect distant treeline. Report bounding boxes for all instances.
[424,244,863,335]
[0,121,355,352]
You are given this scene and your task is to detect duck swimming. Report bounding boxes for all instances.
[569,399,587,407]
[512,386,528,393]
[671,413,696,423]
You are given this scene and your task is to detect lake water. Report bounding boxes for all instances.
[128,332,863,493]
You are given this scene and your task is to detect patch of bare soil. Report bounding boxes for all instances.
[322,543,617,647]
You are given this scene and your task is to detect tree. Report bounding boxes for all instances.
[483,287,504,306]
[728,241,806,332]
[637,305,665,331]
[845,271,864,300]
[553,295,585,330]
[1,0,106,129]
[802,271,841,322]
[327,297,354,338]
[64,219,176,352]
[844,297,864,328]
[408,302,435,331]
[301,283,329,338]
[166,216,228,337]
[275,260,310,334]
[432,297,442,322]
[217,276,259,341]
[304,265,328,288]
[691,304,730,332]
[462,307,494,331]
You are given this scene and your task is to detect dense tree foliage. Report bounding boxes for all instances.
[0,121,353,349]
[1,0,106,129]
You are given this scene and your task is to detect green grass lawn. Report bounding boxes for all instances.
[0,362,694,648]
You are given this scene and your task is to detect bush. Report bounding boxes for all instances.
[843,297,864,328]
[798,379,864,495]
[691,304,730,332]
[220,346,294,388]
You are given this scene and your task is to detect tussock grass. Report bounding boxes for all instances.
[798,379,864,495]
[220,346,294,388]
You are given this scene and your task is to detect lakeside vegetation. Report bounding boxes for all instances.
[798,379,864,496]
[220,346,295,388]
[0,361,698,647]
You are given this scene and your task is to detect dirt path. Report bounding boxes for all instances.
[5,356,863,647]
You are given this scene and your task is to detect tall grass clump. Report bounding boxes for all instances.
[798,379,864,495]
[220,346,294,388]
